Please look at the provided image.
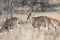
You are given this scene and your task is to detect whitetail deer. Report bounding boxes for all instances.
[26,13,60,33]
[0,17,20,34]
[26,14,50,32]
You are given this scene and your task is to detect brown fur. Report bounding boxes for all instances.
[27,14,60,33]
[50,18,60,31]
[0,17,20,33]
[32,16,51,32]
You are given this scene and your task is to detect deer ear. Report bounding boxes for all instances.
[29,13,32,16]
[30,14,35,17]
[30,13,31,15]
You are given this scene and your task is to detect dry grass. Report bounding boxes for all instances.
[0,11,60,40]
[49,0,60,4]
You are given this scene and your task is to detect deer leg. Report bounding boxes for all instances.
[32,24,37,28]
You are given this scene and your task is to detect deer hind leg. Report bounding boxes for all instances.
[50,23,56,34]
[51,23,60,40]
[48,22,57,40]
[46,21,55,34]
[52,25,60,40]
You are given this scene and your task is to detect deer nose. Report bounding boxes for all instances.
[18,21,21,24]
[18,22,20,24]
[26,20,29,23]
[26,21,28,23]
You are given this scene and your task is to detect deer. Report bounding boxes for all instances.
[26,14,50,32]
[0,17,21,35]
[26,13,60,39]
[26,13,60,34]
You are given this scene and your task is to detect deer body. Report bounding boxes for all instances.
[27,14,51,32]
[31,16,50,30]
[27,14,60,33]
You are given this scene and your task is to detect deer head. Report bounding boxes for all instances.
[26,13,35,23]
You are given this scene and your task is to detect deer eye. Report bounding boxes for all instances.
[18,22,20,24]
[5,27,8,29]
[44,25,46,27]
